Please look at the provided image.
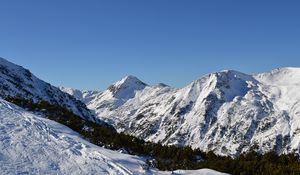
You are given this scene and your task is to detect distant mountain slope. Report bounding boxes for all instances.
[0,98,226,175]
[0,57,94,120]
[59,87,101,104]
[70,68,300,156]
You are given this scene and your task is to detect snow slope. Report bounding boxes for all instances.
[0,57,94,120]
[68,68,300,156]
[0,98,226,175]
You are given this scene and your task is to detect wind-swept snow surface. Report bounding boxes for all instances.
[0,99,226,175]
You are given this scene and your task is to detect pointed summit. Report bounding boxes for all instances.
[88,75,148,112]
[156,83,169,87]
[215,69,256,82]
[108,75,147,99]
[114,75,147,88]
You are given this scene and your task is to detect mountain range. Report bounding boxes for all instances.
[1,56,300,174]
[0,57,228,174]
[62,67,300,157]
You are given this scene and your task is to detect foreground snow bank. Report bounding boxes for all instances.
[0,99,226,175]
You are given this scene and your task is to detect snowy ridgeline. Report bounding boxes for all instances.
[62,67,300,157]
[0,57,94,121]
[0,98,226,175]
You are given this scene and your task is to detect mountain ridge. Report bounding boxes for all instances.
[0,57,95,121]
[61,67,300,156]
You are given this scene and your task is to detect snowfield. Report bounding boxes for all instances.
[0,98,226,175]
[62,67,300,157]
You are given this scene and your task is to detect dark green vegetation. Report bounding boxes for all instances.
[6,96,300,175]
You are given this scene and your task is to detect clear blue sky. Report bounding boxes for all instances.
[0,0,299,90]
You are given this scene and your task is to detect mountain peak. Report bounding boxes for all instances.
[218,69,253,80]
[115,75,147,87]
[124,75,140,80]
[108,75,147,99]
[255,67,300,85]
[156,83,169,87]
[191,69,254,90]
[220,69,244,74]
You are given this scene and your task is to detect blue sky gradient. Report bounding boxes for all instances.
[0,0,300,90]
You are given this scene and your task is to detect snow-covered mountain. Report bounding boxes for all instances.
[85,75,148,122]
[0,57,94,120]
[67,68,300,157]
[0,98,226,175]
[59,87,101,104]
